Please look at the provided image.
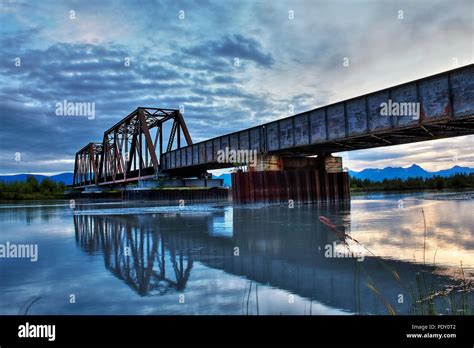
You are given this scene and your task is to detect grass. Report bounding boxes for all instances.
[319,212,473,315]
[410,210,472,315]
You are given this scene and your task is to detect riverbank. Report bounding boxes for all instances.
[350,187,474,195]
[2,187,473,202]
[0,192,66,201]
[349,173,474,191]
[0,176,66,201]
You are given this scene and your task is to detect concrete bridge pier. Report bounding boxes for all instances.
[231,154,350,204]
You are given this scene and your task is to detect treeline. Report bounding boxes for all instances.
[350,173,474,191]
[0,175,66,200]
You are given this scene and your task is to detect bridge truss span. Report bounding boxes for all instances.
[73,108,192,188]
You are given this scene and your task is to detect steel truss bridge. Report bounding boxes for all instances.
[73,107,192,188]
[73,64,474,188]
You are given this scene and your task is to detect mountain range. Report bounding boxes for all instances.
[0,173,74,185]
[348,164,474,182]
[0,165,472,186]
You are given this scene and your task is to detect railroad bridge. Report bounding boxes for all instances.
[73,64,474,203]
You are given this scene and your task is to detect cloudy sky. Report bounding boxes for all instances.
[0,0,473,175]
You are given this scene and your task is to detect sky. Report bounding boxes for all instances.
[0,0,473,175]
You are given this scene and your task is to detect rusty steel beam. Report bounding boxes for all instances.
[73,143,103,187]
[176,111,193,145]
[166,119,178,152]
[138,115,160,172]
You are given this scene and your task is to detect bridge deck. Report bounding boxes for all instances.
[161,64,474,175]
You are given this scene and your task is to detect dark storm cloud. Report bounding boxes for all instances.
[184,34,275,68]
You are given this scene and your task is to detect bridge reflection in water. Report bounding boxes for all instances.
[73,205,465,314]
[74,214,193,296]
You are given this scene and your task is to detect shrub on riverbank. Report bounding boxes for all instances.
[0,175,66,200]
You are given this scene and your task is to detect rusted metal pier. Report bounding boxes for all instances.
[231,170,350,204]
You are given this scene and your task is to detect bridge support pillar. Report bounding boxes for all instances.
[232,154,349,204]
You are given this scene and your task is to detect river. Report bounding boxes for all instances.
[0,191,472,315]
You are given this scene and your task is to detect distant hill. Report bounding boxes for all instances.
[48,173,74,185]
[349,164,474,182]
[0,173,74,185]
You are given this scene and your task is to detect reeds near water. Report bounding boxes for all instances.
[319,212,473,315]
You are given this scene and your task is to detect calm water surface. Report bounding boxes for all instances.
[0,191,473,315]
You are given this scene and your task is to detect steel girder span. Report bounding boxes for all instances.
[162,64,474,174]
[73,108,192,188]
